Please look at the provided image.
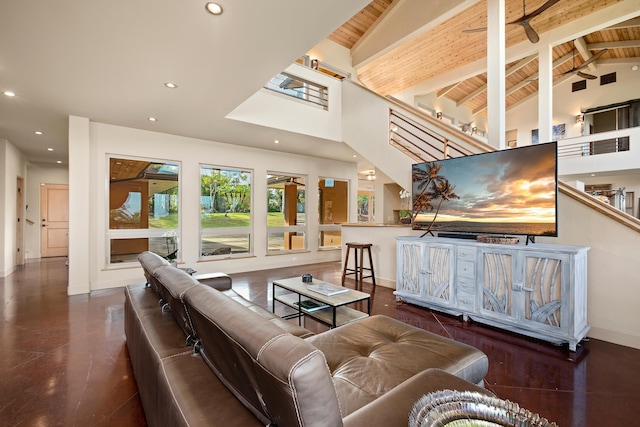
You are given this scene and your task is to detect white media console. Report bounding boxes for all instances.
[395,236,590,351]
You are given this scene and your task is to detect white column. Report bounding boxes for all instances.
[67,116,91,295]
[537,43,554,144]
[487,0,506,150]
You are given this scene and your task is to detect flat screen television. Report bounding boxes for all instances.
[411,141,557,238]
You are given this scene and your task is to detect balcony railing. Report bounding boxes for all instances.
[389,109,478,162]
[264,72,328,110]
[558,136,630,159]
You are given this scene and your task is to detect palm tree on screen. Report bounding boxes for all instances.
[411,162,459,232]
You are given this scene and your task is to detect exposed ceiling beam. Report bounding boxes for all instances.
[574,37,597,72]
[455,54,538,106]
[473,52,573,114]
[468,52,575,114]
[607,17,640,29]
[436,83,459,98]
[588,39,640,50]
[599,57,640,65]
[506,72,575,113]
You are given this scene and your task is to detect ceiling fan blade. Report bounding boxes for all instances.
[510,0,560,24]
[575,48,608,71]
[462,27,487,33]
[577,71,597,80]
[520,21,540,43]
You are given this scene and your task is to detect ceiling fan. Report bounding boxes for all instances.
[563,41,608,80]
[463,0,560,44]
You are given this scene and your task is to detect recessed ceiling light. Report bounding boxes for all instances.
[56,160,62,164]
[35,131,43,135]
[274,139,279,144]
[353,155,357,158]
[47,148,54,151]
[148,117,158,122]
[632,65,639,71]
[164,82,178,89]
[3,91,16,97]
[205,2,223,15]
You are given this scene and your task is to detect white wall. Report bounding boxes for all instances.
[0,139,28,277]
[24,163,69,259]
[67,120,358,294]
[506,63,640,147]
[227,63,343,142]
[538,191,640,350]
[414,93,489,137]
[307,39,358,81]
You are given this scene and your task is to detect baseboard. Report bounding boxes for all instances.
[588,325,640,350]
[1,265,17,278]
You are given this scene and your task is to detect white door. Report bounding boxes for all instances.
[40,184,69,258]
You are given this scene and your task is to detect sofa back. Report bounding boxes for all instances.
[153,265,201,339]
[184,285,343,427]
[138,251,170,299]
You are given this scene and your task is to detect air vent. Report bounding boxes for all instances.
[572,80,587,92]
[600,72,616,85]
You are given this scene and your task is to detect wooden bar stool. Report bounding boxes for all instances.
[341,242,376,290]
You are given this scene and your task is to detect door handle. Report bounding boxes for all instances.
[42,224,48,227]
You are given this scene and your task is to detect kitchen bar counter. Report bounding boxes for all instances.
[341,223,422,289]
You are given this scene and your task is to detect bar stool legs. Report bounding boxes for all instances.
[341,242,376,290]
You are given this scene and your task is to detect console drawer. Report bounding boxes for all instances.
[457,246,477,261]
[457,289,475,309]
[457,259,475,279]
[457,276,475,292]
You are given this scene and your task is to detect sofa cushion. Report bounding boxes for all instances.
[342,368,493,427]
[305,315,489,416]
[124,284,194,427]
[157,352,263,427]
[184,285,340,427]
[222,290,314,338]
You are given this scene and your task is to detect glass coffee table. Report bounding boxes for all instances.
[272,277,370,328]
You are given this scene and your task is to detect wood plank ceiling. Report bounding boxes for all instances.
[328,0,640,115]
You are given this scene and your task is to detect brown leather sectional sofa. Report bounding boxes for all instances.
[125,251,492,427]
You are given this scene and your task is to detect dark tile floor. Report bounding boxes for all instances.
[1,258,639,426]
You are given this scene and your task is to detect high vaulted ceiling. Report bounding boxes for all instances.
[0,0,370,164]
[1,0,638,168]
[329,0,640,115]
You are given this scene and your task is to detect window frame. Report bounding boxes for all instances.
[266,172,307,254]
[199,164,254,260]
[318,176,349,249]
[106,154,181,267]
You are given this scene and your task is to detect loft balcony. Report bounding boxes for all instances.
[557,127,640,179]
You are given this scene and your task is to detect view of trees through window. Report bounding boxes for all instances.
[200,166,252,257]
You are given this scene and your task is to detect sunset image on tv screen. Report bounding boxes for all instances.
[412,142,557,236]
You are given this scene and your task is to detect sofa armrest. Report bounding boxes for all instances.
[342,368,493,427]
[193,272,232,291]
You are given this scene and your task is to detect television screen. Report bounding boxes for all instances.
[411,141,557,237]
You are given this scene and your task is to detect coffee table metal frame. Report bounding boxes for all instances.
[271,277,370,328]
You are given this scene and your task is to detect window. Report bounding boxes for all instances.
[357,190,374,223]
[318,178,348,248]
[267,174,306,253]
[200,166,252,258]
[108,157,179,264]
[264,72,328,109]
